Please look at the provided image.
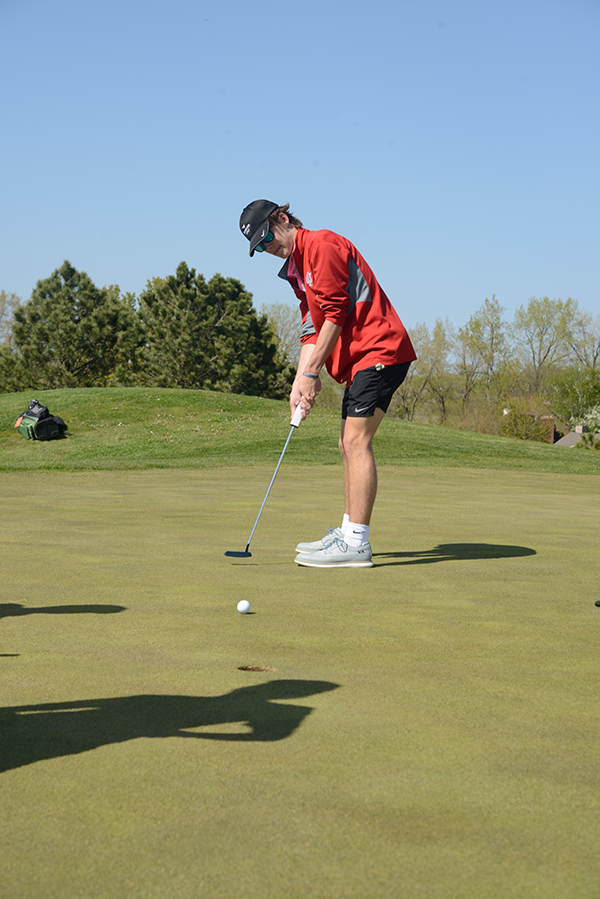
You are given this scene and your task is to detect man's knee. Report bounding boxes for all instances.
[342,411,384,448]
[341,419,378,458]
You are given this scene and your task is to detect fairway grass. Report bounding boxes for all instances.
[1,466,599,898]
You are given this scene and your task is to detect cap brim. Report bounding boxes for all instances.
[249,218,271,257]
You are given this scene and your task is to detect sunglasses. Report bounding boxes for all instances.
[254,231,274,253]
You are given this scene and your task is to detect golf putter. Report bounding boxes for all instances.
[225,404,303,558]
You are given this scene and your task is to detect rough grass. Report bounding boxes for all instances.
[1,387,599,474]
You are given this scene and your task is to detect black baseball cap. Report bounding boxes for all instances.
[239,199,279,256]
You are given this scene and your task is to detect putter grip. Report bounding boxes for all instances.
[291,405,303,428]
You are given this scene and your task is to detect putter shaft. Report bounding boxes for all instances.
[243,421,296,550]
[225,406,303,558]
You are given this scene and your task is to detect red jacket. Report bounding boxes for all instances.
[278,228,416,385]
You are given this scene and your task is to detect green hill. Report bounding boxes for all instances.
[1,387,598,474]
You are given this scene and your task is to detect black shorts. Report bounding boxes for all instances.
[341,362,412,419]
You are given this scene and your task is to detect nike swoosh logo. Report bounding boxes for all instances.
[353,407,369,414]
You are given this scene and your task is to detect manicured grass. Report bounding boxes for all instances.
[1,387,598,896]
[1,386,599,474]
[1,466,599,898]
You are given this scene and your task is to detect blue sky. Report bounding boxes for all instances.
[1,0,598,331]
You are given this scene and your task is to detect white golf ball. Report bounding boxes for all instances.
[237,600,251,614]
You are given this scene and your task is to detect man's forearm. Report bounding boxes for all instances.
[290,321,342,418]
[295,343,317,380]
[301,320,342,376]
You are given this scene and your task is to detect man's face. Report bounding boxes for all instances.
[263,214,296,259]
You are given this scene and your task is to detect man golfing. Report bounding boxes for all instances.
[239,200,416,568]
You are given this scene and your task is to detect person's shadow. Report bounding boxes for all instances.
[373,543,536,566]
[0,681,340,773]
[0,603,126,618]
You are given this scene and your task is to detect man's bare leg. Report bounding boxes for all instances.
[338,408,386,526]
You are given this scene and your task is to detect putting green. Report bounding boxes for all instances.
[1,466,599,899]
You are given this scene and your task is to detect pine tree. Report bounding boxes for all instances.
[12,261,138,388]
[137,262,293,398]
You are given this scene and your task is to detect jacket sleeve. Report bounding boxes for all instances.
[309,240,351,327]
[299,296,317,345]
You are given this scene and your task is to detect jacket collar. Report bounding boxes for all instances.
[277,228,306,281]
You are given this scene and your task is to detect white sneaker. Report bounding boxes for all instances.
[295,537,373,568]
[295,527,344,553]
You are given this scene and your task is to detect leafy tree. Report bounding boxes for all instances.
[574,407,600,434]
[11,261,139,388]
[260,302,302,367]
[565,307,600,370]
[425,319,455,422]
[0,290,24,393]
[394,319,453,421]
[456,296,509,402]
[548,366,600,424]
[454,323,484,411]
[511,296,576,392]
[0,290,21,346]
[492,359,528,402]
[394,322,429,420]
[137,263,293,398]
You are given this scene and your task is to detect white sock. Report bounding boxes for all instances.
[341,513,350,536]
[344,521,370,547]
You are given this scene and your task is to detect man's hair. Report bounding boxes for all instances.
[269,203,303,229]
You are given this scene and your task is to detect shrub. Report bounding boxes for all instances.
[498,396,554,442]
[571,404,600,434]
[576,432,600,450]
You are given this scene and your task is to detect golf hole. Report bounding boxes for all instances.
[238,665,277,672]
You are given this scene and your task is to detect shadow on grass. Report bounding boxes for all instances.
[373,543,536,566]
[0,603,126,618]
[0,680,339,773]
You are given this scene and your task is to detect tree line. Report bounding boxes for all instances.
[390,295,600,438]
[2,263,599,439]
[0,261,294,399]
[262,295,600,439]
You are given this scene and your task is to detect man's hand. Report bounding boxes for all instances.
[290,375,321,420]
[298,373,321,405]
[290,320,340,420]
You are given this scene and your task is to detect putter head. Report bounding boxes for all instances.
[224,550,252,558]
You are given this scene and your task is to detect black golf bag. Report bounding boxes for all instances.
[15,399,68,441]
